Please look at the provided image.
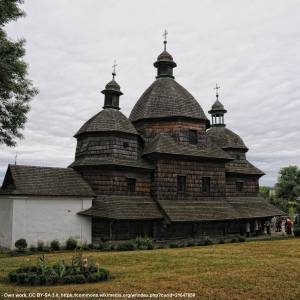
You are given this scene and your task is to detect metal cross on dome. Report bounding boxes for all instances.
[214,83,220,99]
[112,60,117,79]
[163,29,168,51]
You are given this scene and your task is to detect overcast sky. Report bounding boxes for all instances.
[1,0,300,186]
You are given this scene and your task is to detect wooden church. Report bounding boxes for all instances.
[0,37,283,248]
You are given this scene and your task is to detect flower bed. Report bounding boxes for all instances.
[8,251,110,286]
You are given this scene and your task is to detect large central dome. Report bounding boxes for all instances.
[129,47,208,124]
[129,77,208,123]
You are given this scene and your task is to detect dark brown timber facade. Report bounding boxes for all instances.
[71,41,284,242]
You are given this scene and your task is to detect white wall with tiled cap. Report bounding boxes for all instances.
[0,196,93,249]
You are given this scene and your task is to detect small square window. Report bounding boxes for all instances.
[188,130,197,144]
[236,154,241,160]
[202,177,211,193]
[123,142,129,148]
[127,178,136,193]
[236,181,244,192]
[177,176,186,192]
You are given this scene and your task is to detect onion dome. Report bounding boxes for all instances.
[104,78,122,94]
[129,31,209,125]
[210,99,226,112]
[206,127,248,151]
[75,68,137,137]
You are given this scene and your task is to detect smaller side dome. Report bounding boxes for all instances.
[75,108,138,138]
[155,50,176,64]
[208,84,227,127]
[206,127,248,151]
[210,99,226,112]
[104,79,122,94]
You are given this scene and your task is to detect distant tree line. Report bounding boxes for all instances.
[260,166,300,215]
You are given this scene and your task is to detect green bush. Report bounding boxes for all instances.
[169,243,179,248]
[8,252,110,286]
[238,236,246,242]
[15,239,27,251]
[219,239,225,244]
[80,243,89,251]
[98,268,110,280]
[50,240,60,251]
[88,243,96,250]
[66,238,77,250]
[37,241,44,252]
[9,272,17,282]
[17,273,27,284]
[204,239,213,246]
[87,273,98,283]
[186,241,195,247]
[96,242,104,250]
[294,227,300,237]
[29,245,37,252]
[116,241,136,251]
[135,236,154,250]
[43,245,51,252]
[231,238,237,243]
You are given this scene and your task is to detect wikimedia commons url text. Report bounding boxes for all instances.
[1,292,196,299]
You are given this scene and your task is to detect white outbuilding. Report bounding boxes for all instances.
[0,165,95,249]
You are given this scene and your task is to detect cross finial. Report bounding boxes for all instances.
[214,83,220,100]
[163,29,168,51]
[112,60,117,79]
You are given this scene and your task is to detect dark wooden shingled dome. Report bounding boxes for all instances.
[75,108,138,137]
[206,127,248,150]
[129,78,208,123]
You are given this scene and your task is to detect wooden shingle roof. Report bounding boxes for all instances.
[78,196,163,220]
[227,197,285,218]
[0,165,95,197]
[143,134,232,161]
[226,160,265,176]
[70,157,154,169]
[129,78,209,124]
[206,127,248,150]
[75,108,138,137]
[157,199,240,222]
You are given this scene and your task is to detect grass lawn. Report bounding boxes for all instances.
[0,239,300,299]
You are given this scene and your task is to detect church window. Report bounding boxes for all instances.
[123,142,129,148]
[236,181,244,192]
[236,154,241,160]
[127,178,136,193]
[188,130,197,144]
[202,177,211,193]
[177,175,186,192]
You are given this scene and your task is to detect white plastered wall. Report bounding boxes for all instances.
[8,196,92,249]
[0,196,13,249]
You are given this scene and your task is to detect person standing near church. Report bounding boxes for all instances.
[286,218,293,235]
[254,220,259,236]
[246,222,250,237]
[266,219,271,235]
[281,217,286,235]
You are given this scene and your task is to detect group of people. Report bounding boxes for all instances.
[274,216,294,235]
[245,216,294,237]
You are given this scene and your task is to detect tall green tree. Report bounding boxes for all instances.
[259,186,270,200]
[275,166,300,200]
[0,0,38,146]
